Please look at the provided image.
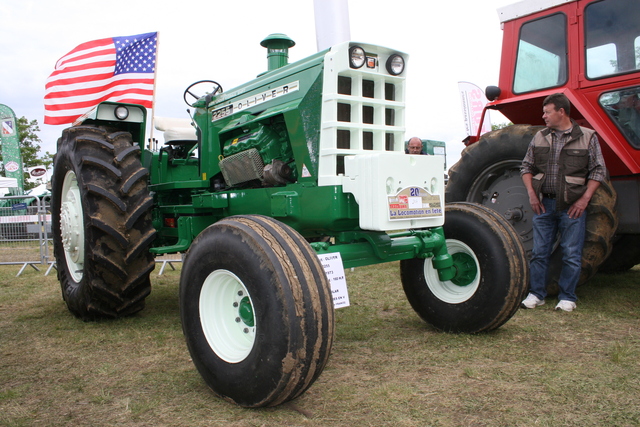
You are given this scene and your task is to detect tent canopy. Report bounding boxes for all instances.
[0,177,18,187]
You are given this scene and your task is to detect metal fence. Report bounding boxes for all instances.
[0,194,53,276]
[0,194,180,277]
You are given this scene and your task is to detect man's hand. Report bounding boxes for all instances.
[568,196,589,219]
[529,193,545,215]
[522,173,545,215]
[568,180,601,219]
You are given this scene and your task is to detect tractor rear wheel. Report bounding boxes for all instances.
[598,234,640,273]
[51,126,156,320]
[179,215,334,408]
[400,202,529,333]
[445,125,617,289]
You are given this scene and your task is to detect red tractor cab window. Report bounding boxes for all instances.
[513,13,567,94]
[600,88,640,149]
[585,0,640,79]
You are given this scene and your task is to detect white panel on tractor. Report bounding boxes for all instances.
[342,152,445,231]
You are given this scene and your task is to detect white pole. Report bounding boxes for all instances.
[314,0,351,51]
[149,32,160,150]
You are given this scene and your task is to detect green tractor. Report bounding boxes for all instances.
[51,35,528,407]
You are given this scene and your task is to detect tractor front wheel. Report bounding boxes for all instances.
[400,202,529,333]
[179,215,334,408]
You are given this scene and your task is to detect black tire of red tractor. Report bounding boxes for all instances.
[400,202,529,333]
[445,125,617,290]
[594,234,640,274]
[446,125,543,254]
[179,215,334,408]
[51,126,156,320]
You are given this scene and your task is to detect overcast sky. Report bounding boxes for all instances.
[1,0,514,166]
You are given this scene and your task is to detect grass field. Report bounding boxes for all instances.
[1,261,639,427]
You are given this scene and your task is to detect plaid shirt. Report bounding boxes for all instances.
[521,125,606,194]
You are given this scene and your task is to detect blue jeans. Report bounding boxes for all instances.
[529,197,586,302]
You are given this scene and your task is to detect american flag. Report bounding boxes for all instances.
[44,32,158,125]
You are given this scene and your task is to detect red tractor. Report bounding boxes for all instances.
[447,0,640,288]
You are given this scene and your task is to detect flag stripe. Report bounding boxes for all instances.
[46,63,117,89]
[45,87,155,112]
[45,71,121,92]
[45,75,155,102]
[53,38,114,68]
[44,93,155,125]
[44,32,157,125]
[45,90,154,113]
[44,79,153,102]
[50,52,117,77]
[55,46,116,69]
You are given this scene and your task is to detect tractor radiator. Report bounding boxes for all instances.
[219,148,264,186]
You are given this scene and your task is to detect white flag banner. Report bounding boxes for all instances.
[458,81,492,137]
[314,0,351,51]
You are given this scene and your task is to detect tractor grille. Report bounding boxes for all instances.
[318,43,406,186]
[219,148,264,186]
[335,76,400,174]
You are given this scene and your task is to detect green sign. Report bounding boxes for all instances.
[0,104,24,193]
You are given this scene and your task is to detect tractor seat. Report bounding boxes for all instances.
[154,117,197,145]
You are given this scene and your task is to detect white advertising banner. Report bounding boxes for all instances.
[314,0,351,51]
[458,81,492,137]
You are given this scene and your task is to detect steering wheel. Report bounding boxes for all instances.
[183,80,223,107]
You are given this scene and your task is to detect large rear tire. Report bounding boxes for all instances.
[179,215,334,408]
[400,203,529,333]
[598,234,640,273]
[446,125,617,288]
[51,126,156,320]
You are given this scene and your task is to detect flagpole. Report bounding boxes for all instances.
[149,31,159,150]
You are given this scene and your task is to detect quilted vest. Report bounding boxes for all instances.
[529,124,595,210]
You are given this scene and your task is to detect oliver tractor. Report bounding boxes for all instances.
[51,35,528,407]
[447,0,640,289]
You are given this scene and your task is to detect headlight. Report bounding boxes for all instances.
[349,45,366,69]
[114,105,129,120]
[386,54,405,75]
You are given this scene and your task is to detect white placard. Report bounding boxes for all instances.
[317,252,350,309]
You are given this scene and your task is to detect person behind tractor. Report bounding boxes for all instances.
[405,137,426,154]
[520,93,606,312]
[617,91,640,146]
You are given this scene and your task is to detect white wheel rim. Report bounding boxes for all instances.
[424,239,480,304]
[60,170,84,282]
[199,269,256,363]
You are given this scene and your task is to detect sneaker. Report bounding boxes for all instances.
[555,300,577,312]
[521,293,545,309]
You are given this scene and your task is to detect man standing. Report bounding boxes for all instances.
[520,93,606,312]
